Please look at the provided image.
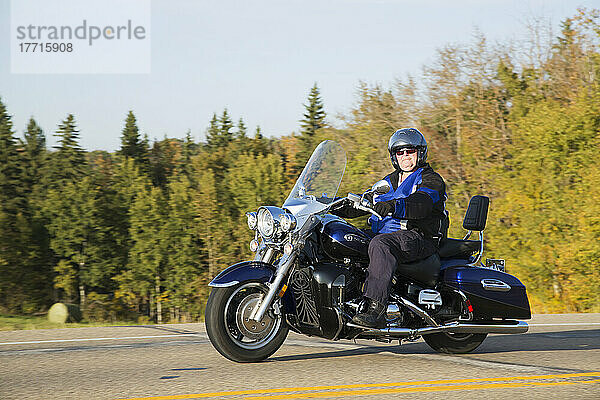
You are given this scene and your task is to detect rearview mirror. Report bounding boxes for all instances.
[372,180,391,195]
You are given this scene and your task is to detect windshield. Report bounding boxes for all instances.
[283,140,346,216]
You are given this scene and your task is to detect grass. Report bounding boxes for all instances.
[0,313,204,331]
[0,314,137,331]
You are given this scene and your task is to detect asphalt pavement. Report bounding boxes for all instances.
[0,313,599,399]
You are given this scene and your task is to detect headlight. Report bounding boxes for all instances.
[280,214,297,232]
[246,212,257,230]
[257,208,275,238]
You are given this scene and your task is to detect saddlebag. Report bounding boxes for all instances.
[442,267,531,320]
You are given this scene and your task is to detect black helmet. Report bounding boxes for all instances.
[388,128,428,171]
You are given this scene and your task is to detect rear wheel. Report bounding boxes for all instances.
[205,282,288,363]
[423,332,487,354]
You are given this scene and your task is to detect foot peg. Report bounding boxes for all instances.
[418,289,442,308]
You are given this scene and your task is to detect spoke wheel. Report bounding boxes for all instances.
[205,282,288,362]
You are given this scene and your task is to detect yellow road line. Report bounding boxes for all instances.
[244,379,600,400]
[114,372,600,400]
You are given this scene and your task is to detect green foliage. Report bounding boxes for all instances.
[20,118,46,197]
[164,175,204,312]
[121,185,167,307]
[206,109,236,150]
[44,177,118,292]
[53,259,77,301]
[47,114,87,188]
[2,8,600,319]
[297,83,328,168]
[300,83,326,137]
[118,111,149,172]
[227,152,286,258]
[0,98,34,312]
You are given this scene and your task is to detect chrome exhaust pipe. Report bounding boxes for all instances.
[347,320,528,337]
[346,323,421,337]
[445,320,529,334]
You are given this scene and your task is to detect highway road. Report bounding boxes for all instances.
[1,314,599,399]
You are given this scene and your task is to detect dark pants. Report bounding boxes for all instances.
[364,230,437,304]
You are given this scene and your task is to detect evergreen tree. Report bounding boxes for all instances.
[297,83,327,166]
[236,117,247,139]
[249,125,270,156]
[178,131,194,178]
[122,185,168,321]
[0,98,28,311]
[21,118,47,209]
[300,83,326,137]
[164,175,203,319]
[111,158,152,315]
[149,137,180,188]
[226,152,285,258]
[48,114,87,188]
[20,118,53,311]
[205,109,235,150]
[0,99,24,216]
[219,109,234,140]
[44,178,103,308]
[190,146,243,277]
[118,111,149,171]
[205,113,220,148]
[21,118,46,188]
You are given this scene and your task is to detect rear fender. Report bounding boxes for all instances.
[208,261,276,288]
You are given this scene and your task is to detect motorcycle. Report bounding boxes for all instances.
[205,140,531,363]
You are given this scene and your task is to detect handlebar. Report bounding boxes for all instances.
[346,192,384,220]
[323,190,385,220]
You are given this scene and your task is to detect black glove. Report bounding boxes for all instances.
[362,192,374,205]
[373,200,395,217]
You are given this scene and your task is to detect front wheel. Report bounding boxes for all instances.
[423,332,487,354]
[205,282,288,363]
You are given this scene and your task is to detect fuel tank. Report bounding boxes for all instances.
[320,217,370,262]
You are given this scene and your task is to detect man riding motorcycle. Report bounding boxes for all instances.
[333,128,448,327]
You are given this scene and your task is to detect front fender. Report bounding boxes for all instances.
[208,261,276,288]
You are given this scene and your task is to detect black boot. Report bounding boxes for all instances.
[352,297,387,328]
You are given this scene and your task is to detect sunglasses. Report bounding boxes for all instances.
[395,148,417,156]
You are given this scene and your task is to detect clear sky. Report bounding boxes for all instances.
[0,0,597,151]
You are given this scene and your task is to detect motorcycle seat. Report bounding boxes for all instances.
[395,253,441,287]
[438,238,480,259]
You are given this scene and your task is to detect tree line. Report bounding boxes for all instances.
[0,9,598,321]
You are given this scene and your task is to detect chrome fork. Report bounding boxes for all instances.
[249,253,296,322]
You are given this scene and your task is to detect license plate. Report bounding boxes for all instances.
[485,258,505,272]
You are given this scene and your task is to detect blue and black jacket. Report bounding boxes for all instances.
[333,163,447,241]
[369,164,447,239]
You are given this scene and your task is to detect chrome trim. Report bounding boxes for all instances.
[454,289,474,321]
[250,253,297,322]
[398,296,439,327]
[467,231,484,266]
[280,214,297,232]
[385,303,402,322]
[481,278,511,292]
[246,212,258,230]
[347,320,528,337]
[257,206,288,239]
[447,321,528,334]
[261,247,275,264]
[418,289,442,306]
[208,280,239,288]
[372,180,391,194]
[253,243,267,261]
